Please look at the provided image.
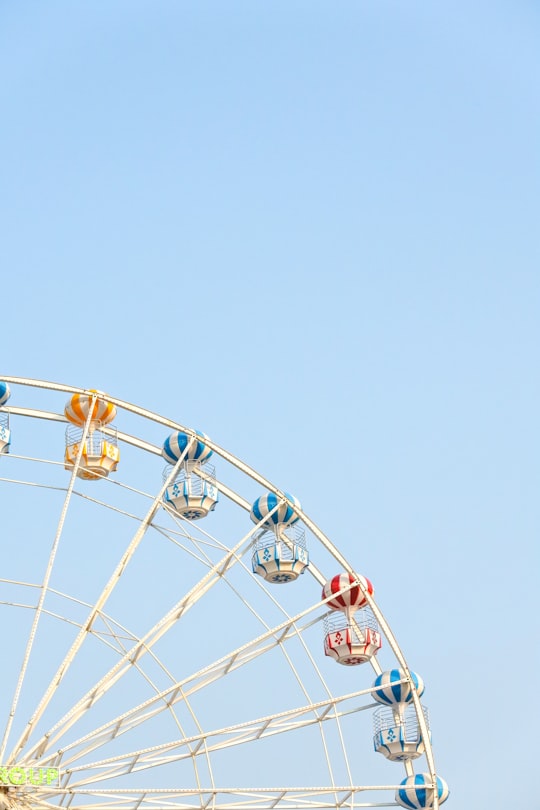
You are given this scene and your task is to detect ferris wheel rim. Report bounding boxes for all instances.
[0,376,444,810]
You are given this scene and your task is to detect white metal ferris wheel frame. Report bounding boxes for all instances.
[0,376,442,810]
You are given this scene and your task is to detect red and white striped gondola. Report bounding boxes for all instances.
[322,573,381,665]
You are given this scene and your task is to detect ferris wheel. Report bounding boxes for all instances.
[0,377,449,810]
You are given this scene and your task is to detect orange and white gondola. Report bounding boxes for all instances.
[64,391,119,480]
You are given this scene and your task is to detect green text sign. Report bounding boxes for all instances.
[0,767,60,786]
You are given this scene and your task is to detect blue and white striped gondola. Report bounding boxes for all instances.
[372,670,429,761]
[396,774,449,809]
[251,492,309,583]
[162,430,213,466]
[162,430,218,520]
[250,491,301,529]
[0,381,11,454]
[373,703,430,761]
[0,382,10,408]
[372,669,425,705]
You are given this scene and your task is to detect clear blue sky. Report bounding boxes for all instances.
[1,2,539,808]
